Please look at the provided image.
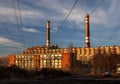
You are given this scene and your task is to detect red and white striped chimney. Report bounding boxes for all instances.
[85,14,90,48]
[46,21,50,48]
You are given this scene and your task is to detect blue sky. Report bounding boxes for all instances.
[0,0,120,56]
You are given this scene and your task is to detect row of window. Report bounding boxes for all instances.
[19,65,34,69]
[15,54,62,69]
[15,63,61,69]
[35,58,62,69]
[40,65,62,68]
[39,61,61,66]
[77,48,117,55]
[77,55,93,64]
[15,54,62,59]
[16,62,34,65]
[39,59,61,63]
[40,56,62,60]
[16,55,34,58]
[16,58,33,61]
[16,63,34,66]
[16,59,34,62]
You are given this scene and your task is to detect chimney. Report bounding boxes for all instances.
[46,21,50,48]
[85,14,90,48]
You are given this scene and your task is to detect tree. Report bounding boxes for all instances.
[92,52,120,74]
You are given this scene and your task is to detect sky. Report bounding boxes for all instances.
[0,0,120,56]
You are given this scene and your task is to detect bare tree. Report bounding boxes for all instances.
[92,52,120,74]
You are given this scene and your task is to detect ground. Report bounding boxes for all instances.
[0,75,120,84]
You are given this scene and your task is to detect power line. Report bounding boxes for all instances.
[12,0,23,54]
[11,0,26,50]
[52,0,78,42]
[17,0,26,48]
[92,23,120,46]
[89,0,105,15]
[0,0,26,55]
[52,0,104,44]
[92,38,120,46]
[12,0,22,41]
[0,16,11,38]
[0,14,17,54]
[61,0,105,47]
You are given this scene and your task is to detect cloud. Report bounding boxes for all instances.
[50,27,58,33]
[0,0,120,28]
[90,0,120,27]
[22,27,40,33]
[0,0,74,25]
[0,0,120,48]
[0,37,24,47]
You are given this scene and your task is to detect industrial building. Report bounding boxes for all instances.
[1,14,120,74]
[7,45,120,73]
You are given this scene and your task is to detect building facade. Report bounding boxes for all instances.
[6,45,120,73]
[8,47,72,71]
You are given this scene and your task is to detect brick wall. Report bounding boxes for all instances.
[8,54,15,67]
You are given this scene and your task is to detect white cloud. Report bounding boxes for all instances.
[0,37,23,47]
[22,27,40,33]
[0,0,120,28]
[90,0,120,27]
[0,6,43,19]
[0,0,120,48]
[0,0,73,25]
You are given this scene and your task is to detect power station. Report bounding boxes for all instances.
[0,14,120,74]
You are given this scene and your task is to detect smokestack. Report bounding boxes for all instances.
[85,14,90,48]
[46,21,50,48]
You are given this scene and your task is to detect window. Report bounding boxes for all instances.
[59,54,62,56]
[46,56,50,60]
[40,65,43,68]
[43,63,46,66]
[51,64,54,67]
[16,56,18,58]
[58,56,62,59]
[55,65,58,68]
[58,60,61,63]
[18,56,21,58]
[16,60,18,64]
[25,63,27,67]
[85,56,87,61]
[51,56,54,59]
[80,55,83,60]
[55,62,58,66]
[55,54,57,56]
[58,65,61,68]
[22,55,24,58]
[43,60,46,63]
[55,60,58,62]
[44,55,46,57]
[51,54,54,57]
[59,63,61,66]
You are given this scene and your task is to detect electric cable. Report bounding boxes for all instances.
[17,0,26,48]
[52,0,78,42]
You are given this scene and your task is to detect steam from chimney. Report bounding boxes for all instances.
[46,21,50,48]
[85,14,90,48]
